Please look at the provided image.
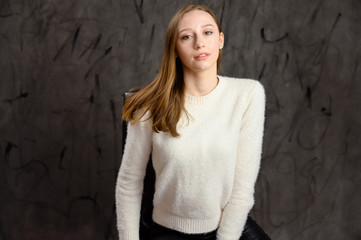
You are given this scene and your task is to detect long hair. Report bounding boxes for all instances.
[122,4,223,137]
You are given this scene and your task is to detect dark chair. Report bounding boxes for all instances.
[121,89,271,240]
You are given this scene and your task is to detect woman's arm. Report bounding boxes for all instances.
[216,82,266,240]
[115,114,153,240]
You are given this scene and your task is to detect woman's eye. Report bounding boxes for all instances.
[182,35,192,40]
[205,31,213,35]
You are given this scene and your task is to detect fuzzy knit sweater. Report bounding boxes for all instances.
[115,76,266,240]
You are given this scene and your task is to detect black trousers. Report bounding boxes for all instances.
[141,216,271,240]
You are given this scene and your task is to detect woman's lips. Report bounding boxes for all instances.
[194,52,210,60]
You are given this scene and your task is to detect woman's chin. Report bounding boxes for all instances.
[186,62,217,73]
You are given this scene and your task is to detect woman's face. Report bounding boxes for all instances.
[176,10,224,74]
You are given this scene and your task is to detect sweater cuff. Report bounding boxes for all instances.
[118,229,139,240]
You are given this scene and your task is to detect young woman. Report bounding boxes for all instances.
[116,4,267,240]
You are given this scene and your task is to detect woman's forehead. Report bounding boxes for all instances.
[178,10,216,31]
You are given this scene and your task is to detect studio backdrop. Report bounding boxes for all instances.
[0,0,360,239]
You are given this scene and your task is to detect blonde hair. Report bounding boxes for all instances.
[122,4,223,137]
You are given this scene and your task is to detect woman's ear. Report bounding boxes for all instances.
[219,32,224,49]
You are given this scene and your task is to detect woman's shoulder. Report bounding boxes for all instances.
[218,75,264,95]
[129,109,153,127]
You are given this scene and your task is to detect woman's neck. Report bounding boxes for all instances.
[183,68,219,97]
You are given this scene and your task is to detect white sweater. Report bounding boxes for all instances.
[116,76,266,240]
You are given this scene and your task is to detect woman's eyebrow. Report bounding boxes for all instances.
[179,24,215,33]
[201,24,214,28]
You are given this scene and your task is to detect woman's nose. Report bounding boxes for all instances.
[194,36,205,49]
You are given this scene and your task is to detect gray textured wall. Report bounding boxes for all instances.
[1,0,360,239]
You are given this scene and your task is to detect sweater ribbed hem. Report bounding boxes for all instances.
[118,229,139,240]
[153,209,220,234]
[185,75,226,105]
